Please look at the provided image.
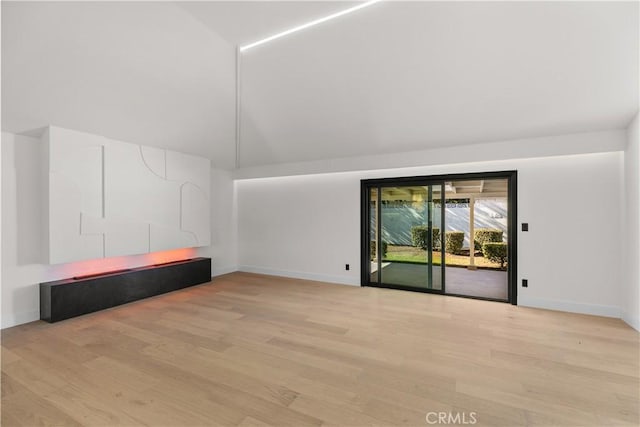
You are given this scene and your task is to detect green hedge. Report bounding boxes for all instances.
[370,240,388,260]
[410,226,441,250]
[482,242,508,268]
[474,229,503,250]
[445,231,464,254]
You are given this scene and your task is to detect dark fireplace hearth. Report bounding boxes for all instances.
[40,257,211,322]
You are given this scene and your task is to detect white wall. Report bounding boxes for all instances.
[45,126,211,264]
[208,168,238,276]
[623,112,640,330]
[1,132,237,328]
[237,145,624,318]
[0,130,3,330]
[238,171,361,285]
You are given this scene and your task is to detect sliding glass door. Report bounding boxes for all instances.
[362,171,517,304]
[367,183,444,292]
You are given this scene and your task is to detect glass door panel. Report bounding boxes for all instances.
[443,178,509,300]
[378,184,444,291]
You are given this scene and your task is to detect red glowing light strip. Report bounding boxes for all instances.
[59,248,198,279]
[73,269,132,280]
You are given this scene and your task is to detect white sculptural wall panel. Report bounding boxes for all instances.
[45,126,210,264]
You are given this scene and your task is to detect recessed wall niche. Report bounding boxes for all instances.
[44,126,211,264]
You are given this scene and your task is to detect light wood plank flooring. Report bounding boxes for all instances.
[2,272,638,426]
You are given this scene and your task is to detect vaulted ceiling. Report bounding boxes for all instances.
[2,1,237,167]
[2,1,638,169]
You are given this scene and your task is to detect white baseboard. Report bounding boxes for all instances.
[212,265,238,277]
[2,309,40,329]
[519,296,622,318]
[622,312,640,332]
[238,265,360,286]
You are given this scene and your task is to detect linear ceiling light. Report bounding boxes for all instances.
[240,0,382,52]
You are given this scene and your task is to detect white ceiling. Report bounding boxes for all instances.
[176,1,360,48]
[1,1,238,167]
[2,1,638,169]
[238,1,639,166]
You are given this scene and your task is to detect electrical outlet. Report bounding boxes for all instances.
[345,264,350,271]
[522,223,529,232]
[522,279,528,287]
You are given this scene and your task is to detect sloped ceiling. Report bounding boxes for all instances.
[1,1,237,167]
[2,1,638,169]
[176,1,360,48]
[237,1,639,167]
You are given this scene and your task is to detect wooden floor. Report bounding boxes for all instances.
[2,272,638,426]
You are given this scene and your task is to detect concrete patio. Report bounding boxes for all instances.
[372,262,508,300]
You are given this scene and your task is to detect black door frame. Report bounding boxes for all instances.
[360,170,518,305]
